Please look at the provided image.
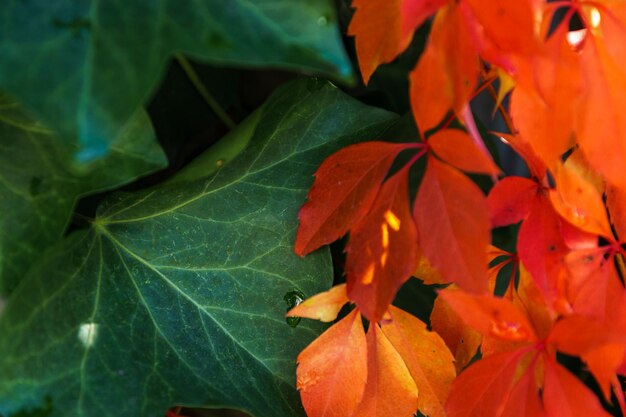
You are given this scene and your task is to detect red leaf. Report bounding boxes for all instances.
[382,306,456,417]
[500,364,546,417]
[542,359,612,417]
[349,0,446,83]
[445,350,528,417]
[428,129,501,175]
[438,288,537,344]
[351,324,418,417]
[487,176,539,227]
[410,3,480,133]
[296,310,367,417]
[414,157,490,293]
[346,169,418,322]
[517,197,568,299]
[295,141,410,256]
[286,284,349,322]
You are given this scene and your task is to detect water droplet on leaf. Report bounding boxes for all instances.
[284,290,305,327]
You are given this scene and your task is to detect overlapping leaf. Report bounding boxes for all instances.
[0,0,352,162]
[409,3,479,133]
[295,141,411,257]
[414,157,490,293]
[0,80,397,417]
[345,169,417,322]
[0,96,166,295]
[349,0,445,83]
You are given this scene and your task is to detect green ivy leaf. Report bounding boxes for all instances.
[0,80,396,417]
[0,0,353,163]
[0,96,166,295]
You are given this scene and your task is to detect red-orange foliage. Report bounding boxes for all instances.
[289,0,626,416]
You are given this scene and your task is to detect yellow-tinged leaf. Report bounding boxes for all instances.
[296,310,367,417]
[383,306,456,417]
[431,287,482,371]
[287,284,349,322]
[352,324,418,417]
[549,161,612,238]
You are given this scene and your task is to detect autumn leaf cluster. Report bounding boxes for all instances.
[288,0,626,416]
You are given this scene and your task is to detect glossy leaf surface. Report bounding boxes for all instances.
[0,80,395,417]
[0,97,166,295]
[0,0,352,161]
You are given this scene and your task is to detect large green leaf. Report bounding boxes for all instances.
[0,80,397,417]
[0,0,353,162]
[0,96,166,295]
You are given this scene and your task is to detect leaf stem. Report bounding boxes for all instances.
[439,76,497,131]
[175,53,236,130]
[485,83,517,135]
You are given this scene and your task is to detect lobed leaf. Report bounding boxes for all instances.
[0,80,397,417]
[0,0,352,162]
[0,99,166,295]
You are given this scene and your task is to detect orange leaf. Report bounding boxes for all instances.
[509,22,581,171]
[428,129,501,175]
[410,3,480,133]
[584,343,626,400]
[295,141,410,256]
[445,349,528,417]
[542,359,612,417]
[462,0,542,72]
[549,162,612,238]
[382,306,456,417]
[352,324,418,417]
[577,14,626,190]
[346,169,418,322]
[430,288,482,372]
[438,288,537,343]
[564,247,620,320]
[349,0,446,83]
[413,253,446,285]
[286,284,349,322]
[414,157,490,293]
[487,176,539,227]
[296,310,367,417]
